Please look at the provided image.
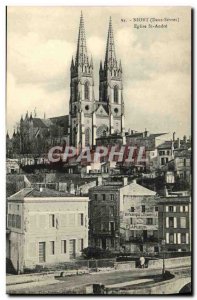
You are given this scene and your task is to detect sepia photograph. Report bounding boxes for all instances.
[5,6,192,295]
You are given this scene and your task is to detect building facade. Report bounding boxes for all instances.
[158,196,191,252]
[89,179,159,253]
[7,188,89,272]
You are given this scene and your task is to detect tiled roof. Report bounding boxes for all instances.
[157,141,173,149]
[8,187,81,200]
[121,182,156,196]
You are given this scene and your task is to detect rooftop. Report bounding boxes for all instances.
[157,141,173,149]
[8,187,87,200]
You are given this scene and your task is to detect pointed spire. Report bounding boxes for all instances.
[104,17,117,69]
[90,55,93,68]
[25,111,29,119]
[119,60,122,72]
[75,11,88,66]
[71,56,74,69]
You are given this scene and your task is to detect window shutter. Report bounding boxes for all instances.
[174,233,177,244]
[173,206,176,212]
[166,217,169,228]
[180,206,183,212]
[166,206,169,212]
[186,233,189,244]
[177,233,181,244]
[174,217,177,228]
[166,232,169,243]
[185,206,188,212]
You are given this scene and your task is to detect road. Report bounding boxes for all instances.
[7,266,191,295]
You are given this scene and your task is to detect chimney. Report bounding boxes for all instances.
[123,177,128,186]
[144,128,149,138]
[97,176,103,186]
[173,132,176,141]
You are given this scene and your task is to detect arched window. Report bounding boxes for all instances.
[114,85,119,104]
[85,127,91,146]
[84,82,89,100]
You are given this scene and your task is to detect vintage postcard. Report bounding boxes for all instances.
[6,6,192,295]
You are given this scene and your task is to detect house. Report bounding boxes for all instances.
[158,196,191,252]
[157,141,174,168]
[89,178,158,253]
[7,188,89,273]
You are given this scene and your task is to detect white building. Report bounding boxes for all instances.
[7,188,89,273]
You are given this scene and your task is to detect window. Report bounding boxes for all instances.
[109,206,114,217]
[169,206,174,212]
[85,127,90,146]
[130,218,133,225]
[94,194,97,200]
[110,222,115,232]
[114,85,119,104]
[147,218,153,225]
[169,233,174,244]
[8,214,12,227]
[61,240,67,254]
[161,157,165,165]
[130,207,135,212]
[142,205,146,213]
[111,238,115,248]
[181,233,186,244]
[16,215,21,229]
[169,217,174,228]
[184,159,186,167]
[167,150,170,155]
[110,194,114,200]
[183,206,188,212]
[50,241,55,255]
[79,239,84,251]
[17,205,19,211]
[49,214,55,228]
[84,81,89,100]
[80,213,84,226]
[102,194,106,201]
[155,206,158,212]
[180,217,186,228]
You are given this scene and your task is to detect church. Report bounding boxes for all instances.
[69,12,125,148]
[7,12,126,157]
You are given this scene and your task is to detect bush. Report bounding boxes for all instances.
[82,247,114,259]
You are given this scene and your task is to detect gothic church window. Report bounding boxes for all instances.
[85,127,91,146]
[114,85,119,104]
[84,81,89,100]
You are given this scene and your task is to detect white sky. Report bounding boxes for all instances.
[6,6,191,139]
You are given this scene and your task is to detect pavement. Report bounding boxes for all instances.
[6,266,191,294]
[6,268,165,294]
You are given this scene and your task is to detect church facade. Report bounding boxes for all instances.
[69,13,125,148]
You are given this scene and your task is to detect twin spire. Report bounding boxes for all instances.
[75,11,88,66]
[73,12,121,73]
